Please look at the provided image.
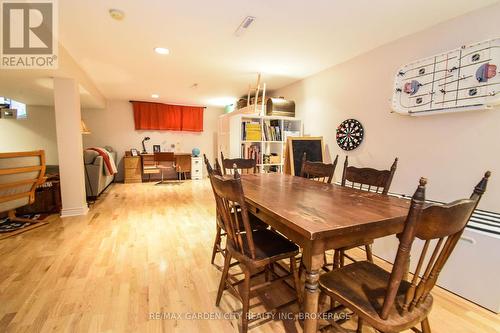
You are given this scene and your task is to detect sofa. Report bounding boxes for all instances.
[84,147,117,198]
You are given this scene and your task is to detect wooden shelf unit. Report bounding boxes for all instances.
[218,113,302,173]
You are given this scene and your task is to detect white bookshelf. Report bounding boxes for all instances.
[218,112,302,173]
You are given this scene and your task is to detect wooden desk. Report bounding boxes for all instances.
[240,173,410,333]
[123,153,193,183]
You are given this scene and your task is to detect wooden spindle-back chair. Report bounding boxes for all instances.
[341,155,398,194]
[300,152,338,183]
[220,152,257,175]
[319,172,490,333]
[299,152,338,271]
[204,155,266,267]
[209,167,301,333]
[335,156,399,267]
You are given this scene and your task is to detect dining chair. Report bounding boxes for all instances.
[335,156,398,268]
[300,152,338,183]
[208,166,302,333]
[154,152,177,184]
[204,155,266,267]
[299,152,338,272]
[220,152,257,175]
[318,171,490,333]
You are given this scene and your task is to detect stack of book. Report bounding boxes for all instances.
[241,144,261,164]
[263,120,281,141]
[242,121,262,141]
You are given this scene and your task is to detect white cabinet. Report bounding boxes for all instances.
[372,228,500,313]
[191,156,203,180]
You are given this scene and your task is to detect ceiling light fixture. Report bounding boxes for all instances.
[109,9,125,21]
[154,47,170,55]
[151,94,159,98]
[235,16,256,37]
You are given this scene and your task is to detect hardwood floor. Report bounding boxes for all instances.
[0,181,499,333]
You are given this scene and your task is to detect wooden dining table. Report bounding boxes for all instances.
[240,173,411,333]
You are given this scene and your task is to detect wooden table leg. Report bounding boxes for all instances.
[302,244,324,333]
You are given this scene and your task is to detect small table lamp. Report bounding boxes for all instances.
[141,137,150,154]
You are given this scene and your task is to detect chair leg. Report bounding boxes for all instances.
[365,244,373,262]
[241,268,251,333]
[216,252,232,306]
[333,250,341,269]
[421,318,431,333]
[265,264,271,282]
[290,256,302,304]
[298,258,304,281]
[340,249,345,267]
[356,317,363,333]
[211,225,222,265]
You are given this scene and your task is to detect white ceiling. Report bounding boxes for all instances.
[2,0,499,107]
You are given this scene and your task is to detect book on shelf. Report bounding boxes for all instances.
[242,121,261,141]
[241,144,262,164]
[263,119,282,141]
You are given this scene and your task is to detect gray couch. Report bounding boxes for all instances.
[84,147,117,198]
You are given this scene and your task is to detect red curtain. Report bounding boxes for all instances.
[181,106,204,132]
[131,101,203,132]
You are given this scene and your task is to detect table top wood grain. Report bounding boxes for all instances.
[241,173,410,241]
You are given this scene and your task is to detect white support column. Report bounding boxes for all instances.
[53,77,89,217]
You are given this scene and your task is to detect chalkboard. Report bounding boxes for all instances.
[287,137,324,176]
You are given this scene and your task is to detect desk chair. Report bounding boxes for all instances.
[175,154,191,180]
[154,152,177,184]
[142,155,160,182]
[0,151,47,238]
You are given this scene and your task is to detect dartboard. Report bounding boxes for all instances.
[336,119,364,151]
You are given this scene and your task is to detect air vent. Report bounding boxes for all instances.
[235,16,256,37]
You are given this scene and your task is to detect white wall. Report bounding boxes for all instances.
[0,105,59,164]
[275,3,500,212]
[82,100,224,181]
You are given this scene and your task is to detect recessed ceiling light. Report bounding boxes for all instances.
[154,47,170,55]
[151,94,159,98]
[109,9,125,21]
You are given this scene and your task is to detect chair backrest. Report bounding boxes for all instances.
[341,156,398,194]
[154,152,175,163]
[220,152,257,175]
[0,151,46,213]
[176,154,191,172]
[208,167,257,259]
[379,171,490,320]
[300,152,338,184]
[203,154,222,177]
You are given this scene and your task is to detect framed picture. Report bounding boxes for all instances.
[153,145,161,153]
[130,149,139,156]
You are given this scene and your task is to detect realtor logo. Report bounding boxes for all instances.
[1,0,58,69]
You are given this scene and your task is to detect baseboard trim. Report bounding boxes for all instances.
[60,206,89,218]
